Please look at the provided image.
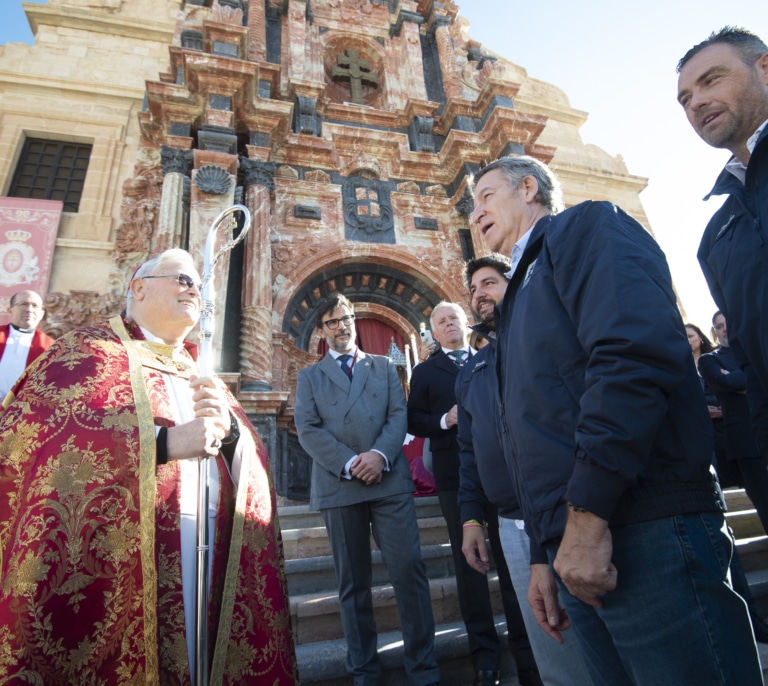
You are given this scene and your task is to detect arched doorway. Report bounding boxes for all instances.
[281,262,446,352]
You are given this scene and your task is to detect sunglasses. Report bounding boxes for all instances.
[141,273,202,291]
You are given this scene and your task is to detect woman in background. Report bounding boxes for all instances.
[686,322,716,364]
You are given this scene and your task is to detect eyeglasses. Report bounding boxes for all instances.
[322,314,356,330]
[141,273,202,291]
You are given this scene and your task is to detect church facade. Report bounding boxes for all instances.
[0,0,653,498]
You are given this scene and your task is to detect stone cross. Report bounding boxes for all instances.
[331,49,378,105]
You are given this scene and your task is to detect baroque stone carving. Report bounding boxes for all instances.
[194,164,232,195]
[43,290,123,340]
[161,146,194,176]
[197,125,237,154]
[240,158,276,191]
[389,9,423,38]
[396,181,420,194]
[275,165,298,179]
[343,176,394,243]
[113,159,163,255]
[467,46,498,70]
[305,169,331,183]
[211,0,244,25]
[408,116,435,153]
[425,184,447,197]
[293,95,321,136]
[455,186,475,217]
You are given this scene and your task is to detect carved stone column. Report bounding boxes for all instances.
[287,0,309,81]
[247,0,267,62]
[401,13,428,103]
[240,158,276,391]
[433,15,462,100]
[159,147,193,250]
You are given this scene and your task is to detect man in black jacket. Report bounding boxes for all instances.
[698,311,768,535]
[457,255,589,686]
[408,302,516,686]
[699,310,768,643]
[677,27,768,460]
[470,154,761,685]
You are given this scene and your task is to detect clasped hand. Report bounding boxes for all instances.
[350,451,385,485]
[166,375,230,461]
[444,404,458,428]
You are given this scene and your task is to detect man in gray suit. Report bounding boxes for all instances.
[295,293,439,686]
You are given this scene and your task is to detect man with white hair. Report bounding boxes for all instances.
[408,302,538,686]
[0,249,297,684]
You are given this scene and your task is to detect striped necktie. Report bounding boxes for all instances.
[338,354,353,379]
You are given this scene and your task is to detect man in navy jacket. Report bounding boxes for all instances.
[699,311,768,643]
[470,154,761,685]
[677,27,768,458]
[698,311,768,535]
[457,255,590,686]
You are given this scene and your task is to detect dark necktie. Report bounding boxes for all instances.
[338,354,353,379]
[448,350,466,367]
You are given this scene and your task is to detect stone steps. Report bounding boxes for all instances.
[280,490,768,685]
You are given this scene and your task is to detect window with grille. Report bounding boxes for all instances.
[8,138,92,212]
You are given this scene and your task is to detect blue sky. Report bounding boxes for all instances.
[2,1,43,45]
[3,1,767,332]
[460,2,766,333]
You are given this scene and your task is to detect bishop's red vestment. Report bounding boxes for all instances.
[0,317,298,685]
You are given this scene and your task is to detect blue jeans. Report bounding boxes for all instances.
[498,517,593,686]
[546,512,763,686]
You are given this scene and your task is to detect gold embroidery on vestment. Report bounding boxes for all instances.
[110,316,161,685]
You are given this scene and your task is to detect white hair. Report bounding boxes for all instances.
[125,249,195,317]
[429,301,468,330]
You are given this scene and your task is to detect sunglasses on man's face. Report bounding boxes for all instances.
[141,273,202,292]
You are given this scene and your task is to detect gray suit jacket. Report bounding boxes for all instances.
[295,351,414,510]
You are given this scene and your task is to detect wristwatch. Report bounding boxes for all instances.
[221,414,240,445]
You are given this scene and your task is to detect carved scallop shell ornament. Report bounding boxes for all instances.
[195,164,232,195]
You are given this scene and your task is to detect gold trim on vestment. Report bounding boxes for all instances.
[132,340,196,378]
[209,424,253,684]
[109,316,160,685]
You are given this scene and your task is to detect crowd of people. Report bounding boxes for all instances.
[0,23,766,686]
